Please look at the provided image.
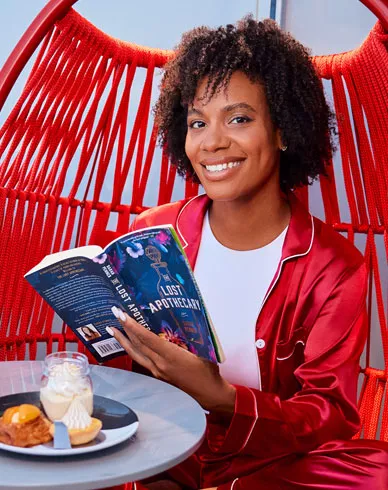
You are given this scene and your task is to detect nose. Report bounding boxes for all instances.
[200,123,230,152]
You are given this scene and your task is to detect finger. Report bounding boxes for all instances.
[122,318,165,361]
[110,326,169,380]
[110,306,171,371]
[111,306,157,351]
[107,326,155,372]
[111,306,200,377]
[113,306,175,356]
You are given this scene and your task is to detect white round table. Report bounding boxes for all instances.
[0,361,206,490]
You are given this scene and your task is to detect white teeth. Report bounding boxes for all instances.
[205,161,242,172]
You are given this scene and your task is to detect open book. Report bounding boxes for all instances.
[25,225,224,364]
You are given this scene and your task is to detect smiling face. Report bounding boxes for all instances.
[185,71,282,204]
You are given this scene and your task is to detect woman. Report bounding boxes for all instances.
[108,16,388,490]
[80,326,101,341]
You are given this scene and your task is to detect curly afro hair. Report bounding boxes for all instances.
[154,16,336,192]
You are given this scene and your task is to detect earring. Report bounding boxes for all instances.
[280,145,287,152]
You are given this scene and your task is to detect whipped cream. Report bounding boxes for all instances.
[40,360,93,421]
[61,398,92,430]
[45,361,90,397]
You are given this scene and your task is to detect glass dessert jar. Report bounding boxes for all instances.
[40,351,93,421]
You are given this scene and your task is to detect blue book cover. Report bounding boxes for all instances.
[25,226,223,364]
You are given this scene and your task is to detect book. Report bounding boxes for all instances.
[25,225,224,364]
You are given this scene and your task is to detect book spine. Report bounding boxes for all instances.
[100,262,151,330]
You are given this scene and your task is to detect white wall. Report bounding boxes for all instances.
[283,0,377,54]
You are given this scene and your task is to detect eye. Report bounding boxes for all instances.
[188,120,205,129]
[230,116,252,124]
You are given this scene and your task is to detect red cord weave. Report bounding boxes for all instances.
[0,10,387,442]
[312,21,388,441]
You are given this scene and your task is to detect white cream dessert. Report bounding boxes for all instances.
[61,398,92,430]
[40,360,93,421]
[49,397,102,446]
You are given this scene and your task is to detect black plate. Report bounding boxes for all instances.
[0,392,138,429]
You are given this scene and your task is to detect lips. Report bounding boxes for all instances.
[204,161,243,172]
[199,158,246,181]
[201,156,245,173]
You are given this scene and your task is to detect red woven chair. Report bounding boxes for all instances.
[0,0,386,459]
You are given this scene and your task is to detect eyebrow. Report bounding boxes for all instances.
[187,102,257,117]
[187,107,203,117]
[223,102,257,113]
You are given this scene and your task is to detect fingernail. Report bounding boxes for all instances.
[106,327,114,336]
[118,308,126,321]
[111,305,126,322]
[111,306,119,319]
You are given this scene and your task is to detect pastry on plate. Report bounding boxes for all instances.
[0,404,52,447]
[49,397,102,446]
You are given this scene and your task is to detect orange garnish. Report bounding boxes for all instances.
[2,404,41,424]
[18,404,41,423]
[2,406,19,424]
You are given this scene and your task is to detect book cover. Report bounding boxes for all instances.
[25,226,223,364]
[104,226,219,362]
[25,253,130,362]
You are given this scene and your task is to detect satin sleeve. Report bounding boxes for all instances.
[206,262,368,459]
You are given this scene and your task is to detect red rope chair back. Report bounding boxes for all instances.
[0,4,386,441]
[311,21,388,441]
[0,9,190,361]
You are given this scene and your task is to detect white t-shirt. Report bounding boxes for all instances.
[194,212,287,390]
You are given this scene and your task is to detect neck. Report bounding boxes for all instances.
[208,186,290,251]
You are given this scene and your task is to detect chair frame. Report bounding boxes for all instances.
[1,0,388,112]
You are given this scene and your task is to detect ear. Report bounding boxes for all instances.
[276,129,287,151]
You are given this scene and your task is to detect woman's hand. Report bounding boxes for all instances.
[109,307,235,414]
